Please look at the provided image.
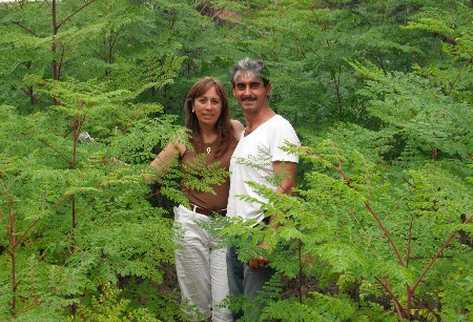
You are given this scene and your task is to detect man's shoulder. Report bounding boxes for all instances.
[269,114,293,126]
[267,114,297,133]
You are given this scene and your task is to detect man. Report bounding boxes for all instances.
[226,58,300,316]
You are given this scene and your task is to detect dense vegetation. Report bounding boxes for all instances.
[1,0,472,321]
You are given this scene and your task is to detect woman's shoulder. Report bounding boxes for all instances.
[230,119,244,140]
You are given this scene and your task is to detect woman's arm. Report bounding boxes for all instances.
[148,142,185,181]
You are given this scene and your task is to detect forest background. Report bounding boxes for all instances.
[1,0,473,321]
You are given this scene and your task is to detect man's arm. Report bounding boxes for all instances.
[273,161,297,195]
[248,161,297,269]
[264,161,297,229]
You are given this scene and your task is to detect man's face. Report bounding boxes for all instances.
[232,71,271,115]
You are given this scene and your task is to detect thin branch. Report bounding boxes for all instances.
[347,208,362,226]
[297,240,303,303]
[8,206,17,318]
[16,301,41,316]
[364,202,406,266]
[110,28,123,49]
[375,277,406,319]
[57,0,99,30]
[409,213,473,294]
[413,297,442,322]
[51,0,58,34]
[51,0,59,81]
[21,86,34,102]
[57,44,65,80]
[335,160,405,266]
[12,21,38,36]
[329,68,342,115]
[405,216,414,267]
[433,32,457,46]
[408,255,453,260]
[335,161,353,187]
[401,176,415,188]
[36,137,70,163]
[16,218,40,246]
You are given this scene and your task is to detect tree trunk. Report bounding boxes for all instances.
[51,0,60,81]
[432,148,439,160]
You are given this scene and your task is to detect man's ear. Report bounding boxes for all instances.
[266,83,272,97]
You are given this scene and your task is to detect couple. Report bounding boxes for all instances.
[150,58,300,322]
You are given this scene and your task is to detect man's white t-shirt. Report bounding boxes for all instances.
[227,114,300,223]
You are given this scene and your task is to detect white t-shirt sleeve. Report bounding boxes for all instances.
[270,117,300,163]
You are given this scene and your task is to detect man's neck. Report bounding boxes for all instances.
[244,106,276,135]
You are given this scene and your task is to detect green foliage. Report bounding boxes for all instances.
[352,64,473,158]
[0,41,182,319]
[74,282,160,322]
[181,153,229,194]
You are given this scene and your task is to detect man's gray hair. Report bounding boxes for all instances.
[231,58,270,86]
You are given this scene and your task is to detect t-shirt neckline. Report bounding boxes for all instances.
[242,114,279,139]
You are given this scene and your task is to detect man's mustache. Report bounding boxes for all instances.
[241,96,257,101]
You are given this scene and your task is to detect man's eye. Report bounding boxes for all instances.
[237,84,246,90]
[250,83,261,89]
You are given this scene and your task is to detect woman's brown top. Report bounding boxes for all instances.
[181,137,237,211]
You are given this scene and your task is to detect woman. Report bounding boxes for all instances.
[150,77,243,322]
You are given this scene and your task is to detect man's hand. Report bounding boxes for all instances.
[248,256,269,270]
[248,240,271,269]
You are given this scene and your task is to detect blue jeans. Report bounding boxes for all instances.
[226,246,274,320]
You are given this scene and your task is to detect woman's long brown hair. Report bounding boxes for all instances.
[184,77,235,157]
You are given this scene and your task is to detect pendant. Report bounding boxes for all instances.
[206,147,211,154]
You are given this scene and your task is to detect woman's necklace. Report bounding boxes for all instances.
[204,140,214,155]
[202,133,216,155]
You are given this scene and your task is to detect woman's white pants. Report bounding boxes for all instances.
[174,205,232,322]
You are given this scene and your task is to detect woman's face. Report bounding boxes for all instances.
[193,86,222,128]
